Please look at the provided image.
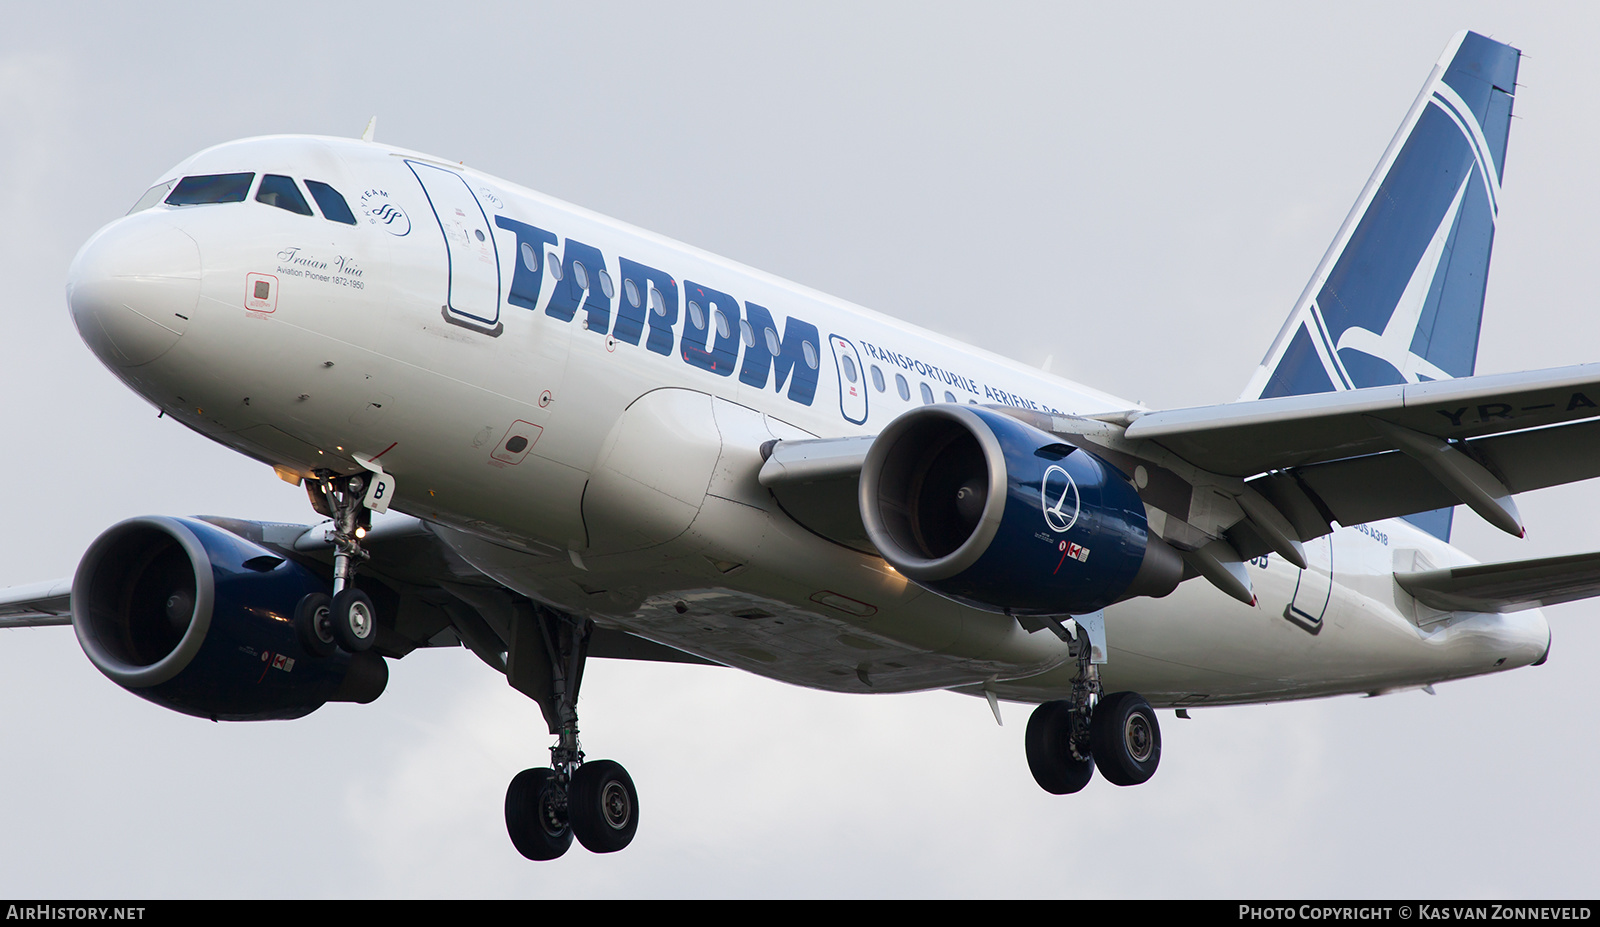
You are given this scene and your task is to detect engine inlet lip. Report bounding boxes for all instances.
[72,515,216,688]
[859,405,1008,582]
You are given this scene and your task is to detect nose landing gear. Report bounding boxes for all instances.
[309,470,378,652]
[291,470,383,656]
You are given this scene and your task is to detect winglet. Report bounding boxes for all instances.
[361,116,378,143]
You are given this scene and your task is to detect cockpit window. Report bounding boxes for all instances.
[256,174,313,216]
[304,180,357,225]
[128,180,176,215]
[165,173,254,206]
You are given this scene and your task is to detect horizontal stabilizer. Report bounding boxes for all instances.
[1397,550,1600,613]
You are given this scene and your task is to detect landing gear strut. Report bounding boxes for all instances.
[312,470,376,652]
[293,470,379,653]
[503,605,639,860]
[1024,619,1161,792]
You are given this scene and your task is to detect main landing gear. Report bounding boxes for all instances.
[503,605,639,860]
[1024,624,1161,793]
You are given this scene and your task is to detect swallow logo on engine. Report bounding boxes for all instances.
[1041,465,1080,533]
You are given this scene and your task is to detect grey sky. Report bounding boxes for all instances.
[1,2,1597,897]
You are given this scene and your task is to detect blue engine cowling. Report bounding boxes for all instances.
[72,515,386,721]
[859,406,1182,616]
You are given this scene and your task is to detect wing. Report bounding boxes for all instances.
[760,363,1600,605]
[0,579,72,628]
[0,515,718,670]
[1110,362,1600,550]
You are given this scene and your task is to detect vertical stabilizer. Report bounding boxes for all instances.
[1240,31,1520,539]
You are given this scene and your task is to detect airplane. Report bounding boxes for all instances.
[2,28,1589,861]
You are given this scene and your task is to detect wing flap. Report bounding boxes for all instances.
[1232,417,1600,559]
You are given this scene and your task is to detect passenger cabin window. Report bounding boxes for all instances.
[305,180,357,225]
[895,373,910,400]
[128,180,176,214]
[256,175,313,215]
[166,173,254,206]
[920,383,934,404]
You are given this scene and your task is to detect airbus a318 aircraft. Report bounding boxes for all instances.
[4,30,1590,859]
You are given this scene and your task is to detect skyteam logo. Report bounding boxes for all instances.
[360,189,411,236]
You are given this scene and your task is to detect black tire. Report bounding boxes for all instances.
[505,768,573,860]
[330,588,376,652]
[569,760,639,853]
[1025,700,1094,794]
[1090,691,1161,786]
[293,593,336,658]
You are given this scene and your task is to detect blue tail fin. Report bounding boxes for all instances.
[1241,31,1520,540]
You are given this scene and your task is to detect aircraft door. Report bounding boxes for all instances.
[830,335,868,424]
[1283,535,1333,633]
[406,160,502,332]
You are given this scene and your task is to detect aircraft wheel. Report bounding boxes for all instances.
[293,593,336,658]
[330,588,377,652]
[505,768,573,860]
[569,760,639,853]
[1025,700,1094,794]
[1090,692,1161,786]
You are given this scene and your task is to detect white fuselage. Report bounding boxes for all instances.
[66,135,1550,707]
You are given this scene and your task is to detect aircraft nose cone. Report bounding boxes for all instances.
[67,219,200,367]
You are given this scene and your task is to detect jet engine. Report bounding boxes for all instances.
[859,406,1182,615]
[71,515,386,720]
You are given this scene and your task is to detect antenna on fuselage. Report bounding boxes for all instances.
[360,116,377,143]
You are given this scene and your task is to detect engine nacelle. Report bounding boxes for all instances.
[72,515,386,721]
[859,406,1182,616]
